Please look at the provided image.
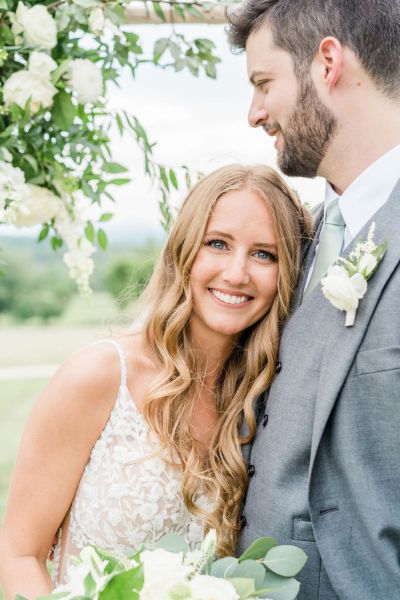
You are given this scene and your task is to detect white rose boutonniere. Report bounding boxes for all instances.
[321,223,387,326]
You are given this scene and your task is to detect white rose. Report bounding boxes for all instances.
[88,7,105,35]
[28,51,57,76]
[321,266,367,312]
[68,59,103,104]
[10,184,60,227]
[190,575,239,600]
[15,2,57,49]
[358,253,377,278]
[3,69,57,113]
[140,548,192,600]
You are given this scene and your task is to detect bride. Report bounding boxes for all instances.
[0,164,311,598]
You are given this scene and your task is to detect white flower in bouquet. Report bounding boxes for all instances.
[28,51,58,77]
[88,7,105,35]
[3,69,57,113]
[68,59,103,104]
[189,575,239,600]
[55,546,109,598]
[9,184,61,228]
[140,548,192,600]
[0,160,29,218]
[13,1,57,49]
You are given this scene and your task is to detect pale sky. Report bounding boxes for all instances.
[5,24,325,243]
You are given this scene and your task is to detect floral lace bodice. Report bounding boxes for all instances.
[53,340,207,585]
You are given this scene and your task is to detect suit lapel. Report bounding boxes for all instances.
[309,178,400,471]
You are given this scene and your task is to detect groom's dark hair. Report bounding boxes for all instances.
[227,0,400,98]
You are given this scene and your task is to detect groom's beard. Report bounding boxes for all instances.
[276,78,337,178]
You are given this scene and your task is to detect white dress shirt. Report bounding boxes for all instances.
[306,143,400,287]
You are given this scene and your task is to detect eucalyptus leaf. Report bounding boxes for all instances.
[210,556,238,578]
[239,537,277,562]
[229,560,265,589]
[259,570,300,600]
[263,545,308,577]
[151,532,189,554]
[227,577,256,599]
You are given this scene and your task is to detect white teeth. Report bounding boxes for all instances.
[210,289,250,305]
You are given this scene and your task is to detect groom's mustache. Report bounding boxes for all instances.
[263,122,281,136]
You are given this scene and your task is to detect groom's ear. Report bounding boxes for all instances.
[314,36,343,91]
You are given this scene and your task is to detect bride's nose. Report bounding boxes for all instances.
[222,253,250,286]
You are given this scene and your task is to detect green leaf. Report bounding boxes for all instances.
[169,168,178,190]
[226,577,255,598]
[159,166,169,191]
[258,571,300,600]
[229,560,265,589]
[239,537,277,562]
[51,60,71,84]
[0,0,8,10]
[109,178,131,186]
[263,545,308,577]
[99,565,144,598]
[98,228,108,250]
[210,557,238,578]
[51,91,77,131]
[153,37,169,61]
[85,222,95,243]
[151,532,189,554]
[152,1,166,21]
[99,213,113,222]
[38,224,49,242]
[103,162,129,174]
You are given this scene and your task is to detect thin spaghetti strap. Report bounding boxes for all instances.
[93,339,127,388]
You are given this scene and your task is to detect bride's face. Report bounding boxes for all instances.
[190,188,279,343]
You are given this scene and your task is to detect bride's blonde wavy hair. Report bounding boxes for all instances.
[140,164,312,555]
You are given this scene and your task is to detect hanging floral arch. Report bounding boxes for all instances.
[0,0,227,292]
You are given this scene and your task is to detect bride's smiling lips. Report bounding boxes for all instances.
[207,287,254,308]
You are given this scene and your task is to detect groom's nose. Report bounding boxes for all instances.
[248,94,268,128]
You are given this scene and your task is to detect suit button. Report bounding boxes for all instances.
[240,514,247,529]
[262,414,269,427]
[275,361,282,373]
[248,464,255,477]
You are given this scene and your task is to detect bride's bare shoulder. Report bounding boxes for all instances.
[49,340,123,408]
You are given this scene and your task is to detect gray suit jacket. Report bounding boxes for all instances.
[239,180,400,600]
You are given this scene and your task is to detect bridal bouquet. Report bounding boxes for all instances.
[28,530,307,600]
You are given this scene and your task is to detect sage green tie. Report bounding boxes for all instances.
[304,198,345,296]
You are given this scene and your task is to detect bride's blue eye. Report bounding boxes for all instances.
[206,239,226,250]
[254,249,277,261]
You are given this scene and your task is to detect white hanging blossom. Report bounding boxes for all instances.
[68,59,103,104]
[0,160,30,221]
[6,183,61,228]
[88,7,106,35]
[3,50,58,113]
[12,1,57,49]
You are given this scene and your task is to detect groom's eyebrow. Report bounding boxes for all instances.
[249,70,272,85]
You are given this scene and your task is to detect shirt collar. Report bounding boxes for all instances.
[324,143,400,241]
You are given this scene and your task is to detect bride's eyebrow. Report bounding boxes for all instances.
[205,230,234,240]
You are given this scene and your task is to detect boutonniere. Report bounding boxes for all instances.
[321,223,388,327]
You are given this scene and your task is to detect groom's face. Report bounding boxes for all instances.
[246,26,337,177]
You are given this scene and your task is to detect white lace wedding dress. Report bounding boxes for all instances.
[51,339,208,585]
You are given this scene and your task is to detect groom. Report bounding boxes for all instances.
[228,1,400,599]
